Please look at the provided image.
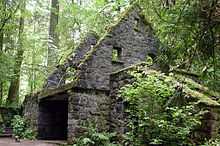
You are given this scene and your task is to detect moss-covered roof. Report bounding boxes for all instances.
[112,63,220,107]
[183,86,219,107]
[38,82,76,100]
[173,74,220,107]
[111,62,148,75]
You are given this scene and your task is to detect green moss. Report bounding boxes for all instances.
[168,75,220,107]
[174,74,220,101]
[111,62,148,75]
[183,86,220,107]
[166,75,220,107]
[38,81,77,100]
[115,64,220,107]
[77,33,107,68]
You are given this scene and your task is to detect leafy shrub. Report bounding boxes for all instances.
[202,137,220,146]
[22,128,36,140]
[0,114,4,134]
[120,70,201,146]
[11,115,25,138]
[71,124,121,146]
[0,126,3,134]
[11,115,36,140]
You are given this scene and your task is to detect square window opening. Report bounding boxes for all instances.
[112,47,122,62]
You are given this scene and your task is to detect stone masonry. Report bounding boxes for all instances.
[23,3,220,143]
[23,4,161,142]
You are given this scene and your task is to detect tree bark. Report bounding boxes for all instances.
[0,31,3,101]
[47,0,59,71]
[7,0,25,104]
[0,0,6,101]
[30,13,37,93]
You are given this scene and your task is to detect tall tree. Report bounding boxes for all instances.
[7,0,26,103]
[0,2,4,100]
[0,0,19,102]
[0,0,6,101]
[47,0,59,71]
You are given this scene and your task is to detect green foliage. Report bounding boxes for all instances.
[203,139,220,146]
[202,136,220,146]
[0,127,3,134]
[71,124,121,146]
[65,67,76,83]
[0,53,14,82]
[0,114,3,135]
[120,70,201,145]
[0,53,15,104]
[22,128,36,140]
[0,0,133,104]
[121,70,175,105]
[11,115,26,138]
[11,115,36,140]
[145,55,154,66]
[139,0,220,91]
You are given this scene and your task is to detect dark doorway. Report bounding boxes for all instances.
[38,98,68,140]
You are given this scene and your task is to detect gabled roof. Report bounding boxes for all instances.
[35,3,155,100]
[77,4,146,69]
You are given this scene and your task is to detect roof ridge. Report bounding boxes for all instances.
[77,3,143,69]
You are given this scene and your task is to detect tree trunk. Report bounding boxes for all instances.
[47,0,59,71]
[7,0,25,104]
[0,31,3,101]
[0,0,6,101]
[30,14,37,93]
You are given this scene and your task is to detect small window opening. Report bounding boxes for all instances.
[134,18,139,26]
[146,53,156,65]
[112,47,122,62]
[134,18,140,32]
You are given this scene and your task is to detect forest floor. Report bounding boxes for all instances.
[0,138,65,146]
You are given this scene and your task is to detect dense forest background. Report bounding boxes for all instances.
[0,0,219,107]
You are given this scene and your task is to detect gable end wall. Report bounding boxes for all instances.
[76,6,159,90]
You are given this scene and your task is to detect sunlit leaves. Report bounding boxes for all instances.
[120,70,201,145]
[0,52,14,81]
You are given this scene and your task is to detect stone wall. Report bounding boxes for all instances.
[44,33,99,89]
[23,94,39,131]
[109,6,158,70]
[194,105,220,141]
[67,88,110,142]
[109,68,136,134]
[76,5,158,90]
[76,42,113,90]
[68,33,99,68]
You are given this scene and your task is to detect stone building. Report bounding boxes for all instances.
[23,3,220,143]
[24,4,159,141]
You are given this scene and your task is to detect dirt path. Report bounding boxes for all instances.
[0,138,65,146]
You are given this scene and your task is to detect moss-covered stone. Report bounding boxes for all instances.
[112,63,220,108]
